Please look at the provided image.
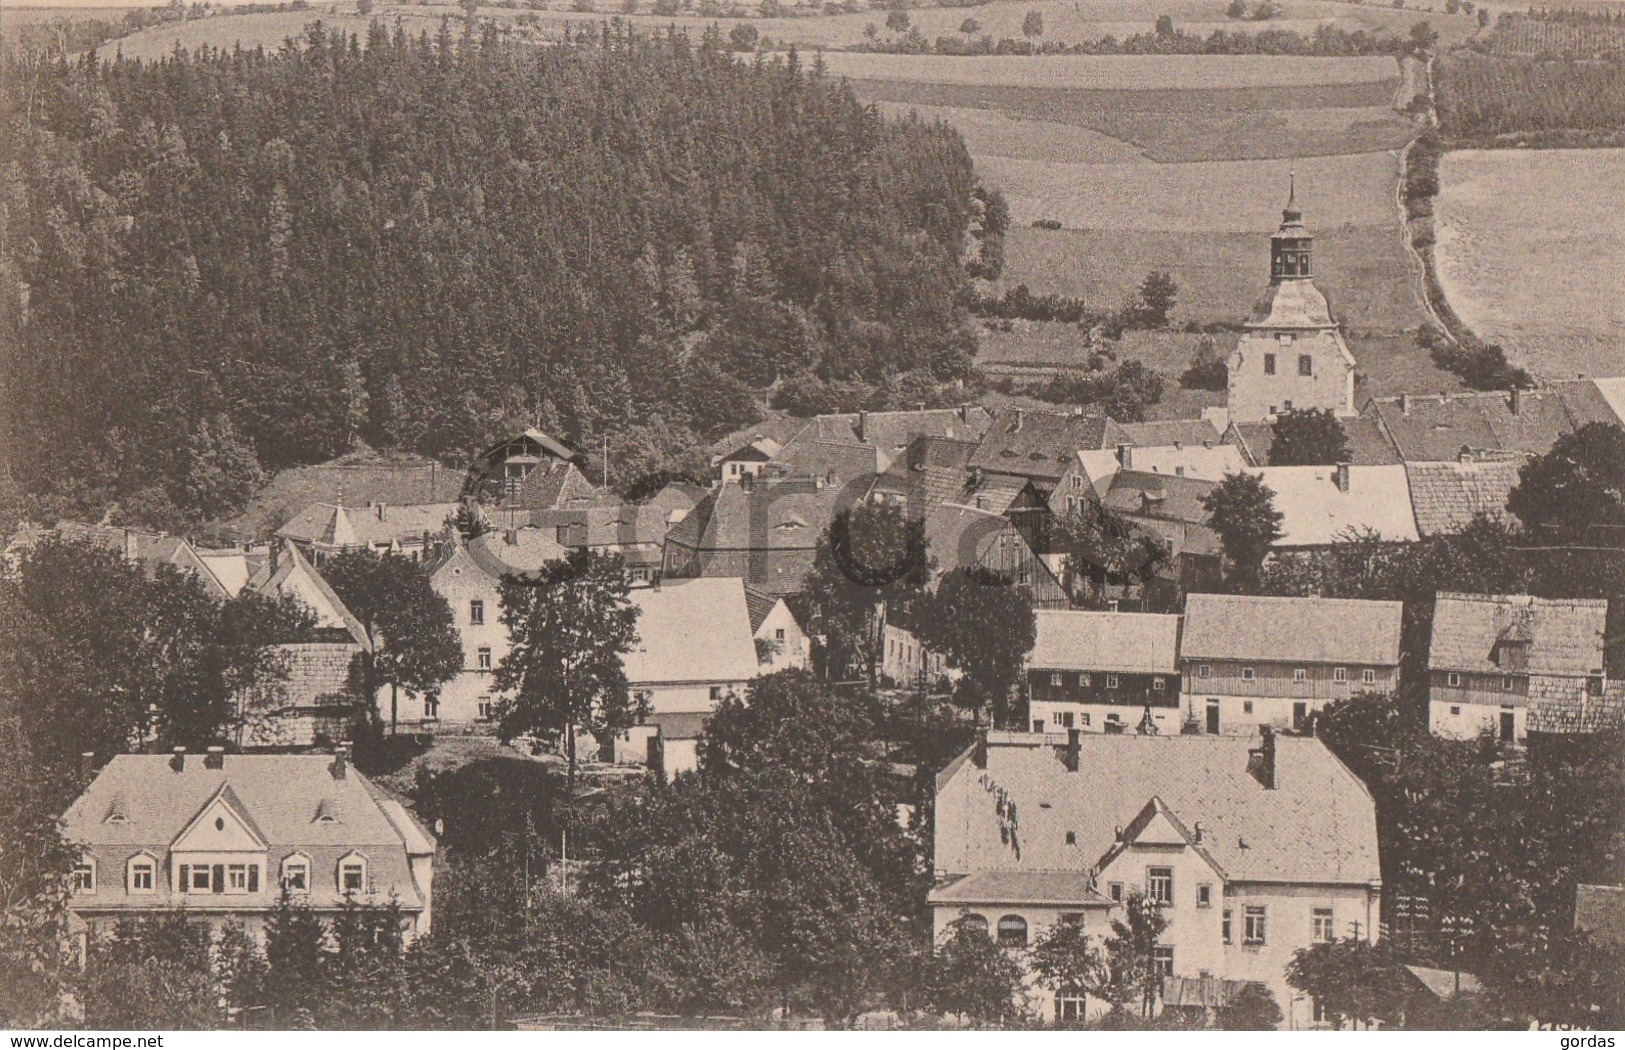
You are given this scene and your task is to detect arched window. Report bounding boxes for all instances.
[997,914,1029,948]
[957,913,989,937]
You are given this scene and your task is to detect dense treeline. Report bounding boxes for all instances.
[0,24,981,527]
[1435,51,1625,142]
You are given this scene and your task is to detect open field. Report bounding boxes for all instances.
[817,52,1398,89]
[1434,148,1625,381]
[994,222,1427,333]
[977,150,1399,229]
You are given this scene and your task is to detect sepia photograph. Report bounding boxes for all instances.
[0,0,1621,1033]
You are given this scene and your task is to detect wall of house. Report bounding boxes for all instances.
[1097,841,1229,984]
[1219,882,1380,1030]
[1029,670,1179,710]
[755,603,810,673]
[1427,669,1538,741]
[881,623,951,689]
[1029,702,1186,736]
[1228,328,1355,422]
[638,681,747,715]
[1180,661,1395,734]
[930,903,1116,1022]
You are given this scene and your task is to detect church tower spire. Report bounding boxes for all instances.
[1270,170,1312,280]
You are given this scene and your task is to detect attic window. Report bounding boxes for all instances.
[314,798,342,824]
[104,797,131,825]
[214,817,225,832]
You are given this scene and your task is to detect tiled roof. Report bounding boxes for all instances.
[276,502,458,549]
[1404,965,1484,999]
[923,502,1016,577]
[1362,386,1606,463]
[266,642,362,710]
[1102,470,1217,528]
[464,530,567,579]
[1404,461,1520,537]
[666,478,851,555]
[625,577,759,686]
[519,461,603,511]
[1182,593,1403,665]
[1241,465,1419,545]
[935,734,1381,887]
[1030,611,1181,674]
[1428,593,1606,676]
[1224,416,1400,468]
[718,438,781,464]
[743,585,779,635]
[1118,419,1222,448]
[929,870,1114,908]
[41,523,232,601]
[1243,277,1339,331]
[797,407,993,471]
[1081,442,1247,488]
[766,438,879,481]
[61,754,433,910]
[969,408,1128,484]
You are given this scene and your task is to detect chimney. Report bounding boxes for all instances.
[205,746,225,770]
[1173,440,1183,452]
[1248,726,1276,789]
[1193,821,1204,844]
[857,411,869,443]
[1509,386,1522,416]
[170,746,187,773]
[1012,409,1024,434]
[376,501,387,521]
[1117,443,1133,469]
[1202,439,1213,449]
[972,729,988,769]
[331,741,351,781]
[1334,461,1351,493]
[1064,727,1081,772]
[959,402,971,424]
[1399,392,1409,416]
[504,528,518,546]
[80,751,96,784]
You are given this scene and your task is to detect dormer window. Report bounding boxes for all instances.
[282,855,310,894]
[314,798,342,824]
[338,853,367,895]
[104,796,131,825]
[127,854,156,894]
[71,858,96,894]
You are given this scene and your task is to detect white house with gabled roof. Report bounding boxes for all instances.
[930,729,1381,1028]
[61,747,436,947]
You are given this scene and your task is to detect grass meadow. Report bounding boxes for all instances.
[1434,148,1625,381]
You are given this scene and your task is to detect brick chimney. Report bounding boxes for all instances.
[959,402,972,424]
[857,411,869,444]
[80,751,96,784]
[205,746,225,770]
[1399,392,1409,416]
[1334,461,1351,493]
[170,746,187,773]
[1248,726,1276,790]
[1117,443,1133,470]
[331,741,351,781]
[1509,386,1522,417]
[1012,409,1024,434]
[1064,727,1081,772]
[376,502,388,521]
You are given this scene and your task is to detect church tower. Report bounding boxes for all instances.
[1225,176,1357,423]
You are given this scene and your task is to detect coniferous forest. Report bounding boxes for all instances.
[0,23,983,525]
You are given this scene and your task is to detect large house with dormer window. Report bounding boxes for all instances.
[930,729,1381,1028]
[61,747,436,947]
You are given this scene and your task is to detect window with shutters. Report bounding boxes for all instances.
[227,864,249,895]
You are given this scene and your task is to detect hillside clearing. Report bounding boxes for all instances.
[1434,148,1625,381]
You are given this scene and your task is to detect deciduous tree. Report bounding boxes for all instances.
[1268,408,1352,466]
[1203,472,1282,592]
[914,568,1036,728]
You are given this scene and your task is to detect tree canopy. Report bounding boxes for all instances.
[1268,407,1352,466]
[1202,472,1283,590]
[914,567,1036,728]
[1,26,981,528]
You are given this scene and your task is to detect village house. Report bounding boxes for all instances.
[8,521,236,601]
[1225,182,1357,424]
[786,405,992,473]
[880,620,953,690]
[1427,592,1623,744]
[1180,594,1403,735]
[62,747,436,949]
[930,729,1381,1027]
[276,501,459,564]
[715,436,783,482]
[924,501,1071,609]
[745,586,810,673]
[1224,413,1401,468]
[661,473,860,597]
[1402,459,1523,538]
[613,577,760,773]
[1098,471,1224,607]
[968,407,1131,499]
[459,427,577,507]
[1026,610,1184,736]
[1056,437,1248,514]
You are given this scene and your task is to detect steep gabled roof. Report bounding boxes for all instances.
[796,407,993,471]
[969,407,1128,483]
[246,542,371,648]
[1361,386,1607,463]
[1117,419,1223,449]
[519,461,604,511]
[743,585,781,635]
[1429,593,1607,676]
[276,502,458,549]
[1182,593,1403,666]
[934,734,1381,887]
